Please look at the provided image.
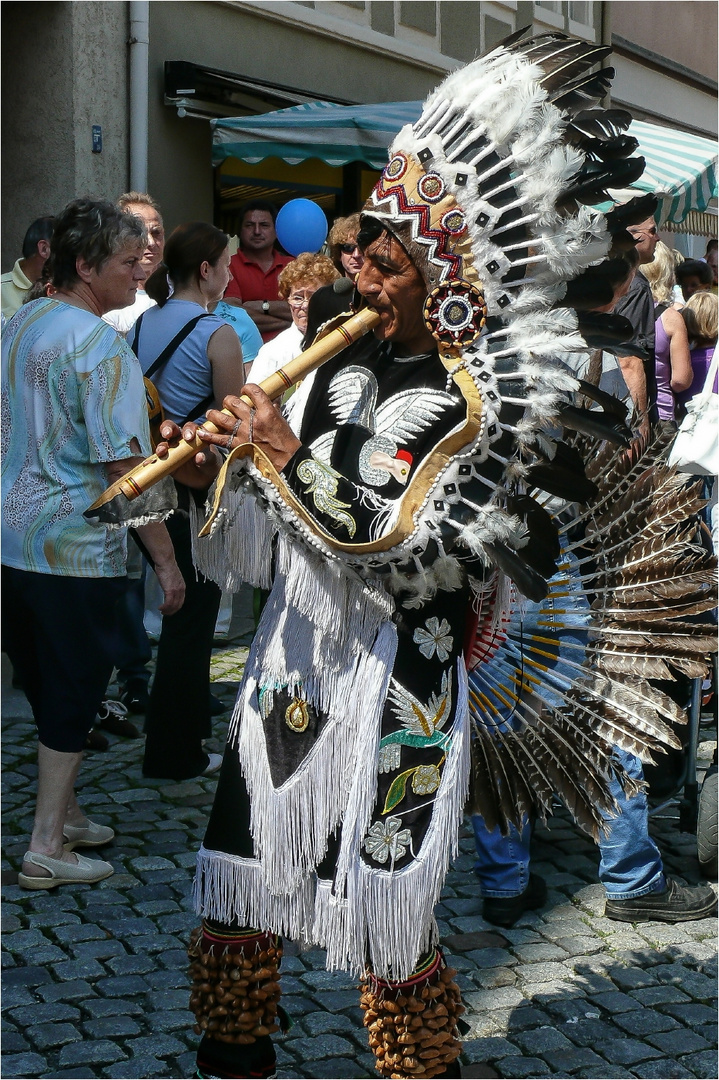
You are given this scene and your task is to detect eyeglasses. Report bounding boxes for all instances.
[340,242,360,254]
[288,293,314,308]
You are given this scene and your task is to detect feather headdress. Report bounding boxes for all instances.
[467,432,717,838]
[360,27,655,592]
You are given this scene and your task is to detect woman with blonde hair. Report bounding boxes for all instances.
[647,262,693,424]
[639,240,683,308]
[248,252,339,385]
[678,290,718,408]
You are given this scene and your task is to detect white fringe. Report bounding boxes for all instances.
[344,658,470,980]
[312,880,350,970]
[195,653,469,981]
[190,488,276,591]
[193,847,315,941]
[232,617,398,895]
[239,545,396,724]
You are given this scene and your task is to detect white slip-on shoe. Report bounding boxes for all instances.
[18,850,114,890]
[63,819,115,849]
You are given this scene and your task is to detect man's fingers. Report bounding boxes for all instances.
[226,384,274,413]
[159,421,182,441]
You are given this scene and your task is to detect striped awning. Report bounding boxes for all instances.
[663,209,717,237]
[626,120,717,226]
[212,100,421,170]
[212,101,718,226]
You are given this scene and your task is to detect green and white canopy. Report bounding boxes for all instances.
[212,101,717,227]
[625,119,717,226]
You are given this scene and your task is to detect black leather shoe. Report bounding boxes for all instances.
[119,678,150,715]
[605,877,718,923]
[209,693,228,717]
[482,873,547,928]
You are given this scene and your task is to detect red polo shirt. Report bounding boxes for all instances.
[224,248,292,304]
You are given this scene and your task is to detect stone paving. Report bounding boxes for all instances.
[2,643,717,1080]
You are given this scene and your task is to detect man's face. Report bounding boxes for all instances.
[241,210,276,256]
[340,237,364,278]
[627,218,658,265]
[86,243,146,313]
[706,248,718,286]
[126,203,164,276]
[356,231,434,353]
[681,275,711,302]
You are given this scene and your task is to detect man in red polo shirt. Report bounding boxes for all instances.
[224,200,292,342]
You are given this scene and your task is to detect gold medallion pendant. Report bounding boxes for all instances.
[285,698,310,733]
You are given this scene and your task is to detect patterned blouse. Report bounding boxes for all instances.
[1,297,150,577]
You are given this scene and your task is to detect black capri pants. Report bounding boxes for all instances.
[2,566,125,752]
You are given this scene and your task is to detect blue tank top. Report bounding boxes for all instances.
[129,298,225,424]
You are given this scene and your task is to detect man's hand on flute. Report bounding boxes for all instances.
[158,385,303,481]
[154,420,224,491]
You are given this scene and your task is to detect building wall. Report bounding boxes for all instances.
[148,0,609,230]
[1,2,128,268]
[148,0,483,231]
[4,1,712,265]
[612,0,717,84]
[609,0,717,137]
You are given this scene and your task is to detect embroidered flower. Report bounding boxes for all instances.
[413,616,453,662]
[411,764,442,795]
[364,816,412,864]
[378,743,401,774]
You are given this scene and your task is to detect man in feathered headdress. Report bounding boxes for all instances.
[160,30,716,1080]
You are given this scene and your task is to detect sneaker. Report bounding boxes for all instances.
[605,877,718,923]
[96,699,140,739]
[202,753,223,777]
[85,727,109,751]
[482,873,548,928]
[118,678,150,715]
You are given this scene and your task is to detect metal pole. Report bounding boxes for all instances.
[129,0,150,192]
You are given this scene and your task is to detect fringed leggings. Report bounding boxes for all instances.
[189,923,464,1079]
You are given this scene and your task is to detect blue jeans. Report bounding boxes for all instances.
[472,748,665,900]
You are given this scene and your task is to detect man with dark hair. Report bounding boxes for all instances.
[1,198,184,890]
[1,215,56,319]
[677,257,714,300]
[141,32,715,1080]
[223,199,292,341]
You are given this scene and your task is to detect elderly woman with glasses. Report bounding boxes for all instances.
[247,252,339,386]
[328,212,364,279]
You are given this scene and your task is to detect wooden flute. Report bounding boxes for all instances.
[85,306,380,520]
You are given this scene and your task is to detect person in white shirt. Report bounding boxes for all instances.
[103,192,165,335]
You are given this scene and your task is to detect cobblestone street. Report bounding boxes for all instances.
[2,641,717,1080]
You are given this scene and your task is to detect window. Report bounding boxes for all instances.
[569,1,593,26]
[396,1,440,49]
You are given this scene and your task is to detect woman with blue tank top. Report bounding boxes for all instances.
[129,223,244,779]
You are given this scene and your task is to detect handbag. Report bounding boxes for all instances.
[668,346,718,476]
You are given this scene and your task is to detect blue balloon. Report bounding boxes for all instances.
[275,199,328,257]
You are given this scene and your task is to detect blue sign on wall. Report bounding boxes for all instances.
[92,125,102,153]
